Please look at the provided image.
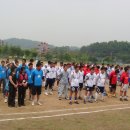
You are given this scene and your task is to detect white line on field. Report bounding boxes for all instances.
[0,106,130,122]
[0,104,128,116]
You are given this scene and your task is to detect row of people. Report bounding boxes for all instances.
[0,59,130,107]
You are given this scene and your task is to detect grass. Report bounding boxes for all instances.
[0,109,130,130]
[0,85,129,130]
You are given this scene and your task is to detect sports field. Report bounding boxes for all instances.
[0,86,130,130]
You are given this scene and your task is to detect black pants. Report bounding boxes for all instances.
[0,78,6,94]
[18,86,26,106]
[8,85,16,107]
[45,78,54,90]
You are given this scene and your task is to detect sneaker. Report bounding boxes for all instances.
[124,98,128,101]
[37,101,42,106]
[112,94,116,97]
[65,97,69,100]
[69,101,72,105]
[4,98,8,103]
[91,96,95,99]
[78,96,83,100]
[44,92,48,96]
[88,100,93,103]
[49,91,53,95]
[32,101,35,106]
[120,98,123,101]
[59,97,62,100]
[74,101,79,104]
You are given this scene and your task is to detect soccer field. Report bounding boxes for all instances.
[0,86,130,130]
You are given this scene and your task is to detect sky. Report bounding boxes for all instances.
[0,0,130,47]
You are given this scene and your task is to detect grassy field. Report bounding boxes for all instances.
[0,85,129,130]
[0,108,130,130]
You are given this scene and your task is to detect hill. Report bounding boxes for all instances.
[4,38,55,49]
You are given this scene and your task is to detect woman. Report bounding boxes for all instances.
[8,67,18,107]
[17,67,28,107]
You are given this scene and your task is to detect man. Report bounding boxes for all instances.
[32,62,44,106]
[109,69,119,97]
[44,62,55,95]
[0,61,7,96]
[96,67,107,101]
[58,64,69,100]
[26,63,34,100]
[57,62,64,86]
[78,66,84,100]
[69,65,80,105]
[120,66,129,101]
[16,58,28,73]
[84,67,95,103]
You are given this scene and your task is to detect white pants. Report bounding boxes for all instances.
[58,83,68,98]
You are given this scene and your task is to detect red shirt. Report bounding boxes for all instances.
[95,68,99,75]
[18,73,28,86]
[121,72,129,84]
[86,68,90,75]
[109,71,117,85]
[83,67,87,76]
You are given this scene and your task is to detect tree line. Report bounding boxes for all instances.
[0,45,37,59]
[1,41,130,64]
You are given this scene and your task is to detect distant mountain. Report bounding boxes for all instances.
[4,38,55,49]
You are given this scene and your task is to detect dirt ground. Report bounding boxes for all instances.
[0,85,130,130]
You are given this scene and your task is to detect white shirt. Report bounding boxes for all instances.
[57,66,64,76]
[85,73,95,87]
[96,72,106,87]
[70,71,80,87]
[41,66,46,77]
[46,67,55,79]
[93,73,98,85]
[79,70,84,83]
[67,67,73,79]
[52,67,57,78]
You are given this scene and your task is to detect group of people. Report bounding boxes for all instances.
[0,58,130,107]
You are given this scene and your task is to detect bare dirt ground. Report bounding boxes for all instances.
[0,85,130,130]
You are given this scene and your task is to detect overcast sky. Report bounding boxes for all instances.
[0,0,130,46]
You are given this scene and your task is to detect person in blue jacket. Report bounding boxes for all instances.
[26,63,34,100]
[31,62,44,106]
[4,62,13,103]
[16,58,28,73]
[0,60,7,96]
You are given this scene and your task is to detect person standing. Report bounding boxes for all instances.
[44,62,55,95]
[17,67,28,107]
[78,66,84,100]
[69,65,80,105]
[8,67,18,107]
[95,67,107,101]
[26,63,34,100]
[84,67,95,103]
[109,69,119,97]
[0,61,7,96]
[120,67,129,101]
[58,64,69,100]
[32,62,44,106]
